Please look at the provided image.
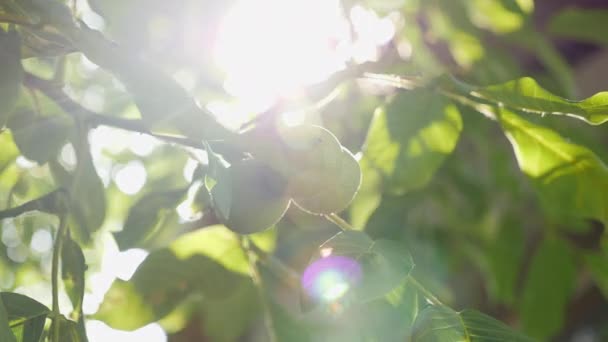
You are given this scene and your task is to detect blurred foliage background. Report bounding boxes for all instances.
[2,0,608,341]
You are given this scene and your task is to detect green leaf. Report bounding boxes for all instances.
[1,292,50,342]
[51,142,106,243]
[95,226,255,330]
[499,109,608,226]
[113,188,186,251]
[411,305,534,341]
[7,94,71,164]
[548,9,608,46]
[0,296,17,342]
[0,27,23,127]
[305,231,415,306]
[61,234,87,328]
[584,249,608,299]
[478,77,608,125]
[201,280,260,342]
[363,89,462,195]
[484,218,525,305]
[0,131,20,173]
[520,236,576,340]
[49,315,85,342]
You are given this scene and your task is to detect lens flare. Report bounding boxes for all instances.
[302,255,362,302]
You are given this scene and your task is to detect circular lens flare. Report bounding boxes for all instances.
[302,255,361,302]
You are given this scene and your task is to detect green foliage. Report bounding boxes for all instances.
[0,27,22,126]
[304,231,414,306]
[0,295,17,342]
[60,234,86,321]
[520,236,576,340]
[1,292,50,342]
[113,188,186,250]
[549,9,608,46]
[6,89,72,164]
[411,306,535,342]
[479,77,608,125]
[499,109,608,226]
[95,225,265,330]
[49,315,82,342]
[2,0,608,341]
[363,89,462,195]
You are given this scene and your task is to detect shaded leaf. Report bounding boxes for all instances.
[51,143,106,243]
[61,233,87,331]
[520,236,576,340]
[584,249,608,299]
[548,9,608,46]
[49,315,85,342]
[0,27,22,127]
[303,231,414,308]
[411,305,534,341]
[201,280,260,342]
[113,188,186,251]
[1,292,50,342]
[0,296,17,342]
[363,89,462,195]
[499,109,608,226]
[7,94,71,164]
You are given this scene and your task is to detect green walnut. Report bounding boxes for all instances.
[234,122,343,175]
[211,159,291,234]
[289,147,362,215]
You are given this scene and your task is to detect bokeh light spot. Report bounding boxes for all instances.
[302,255,362,302]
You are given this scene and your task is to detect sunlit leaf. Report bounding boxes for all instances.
[411,305,534,341]
[113,188,186,251]
[478,77,608,125]
[363,89,462,195]
[1,292,50,342]
[95,226,266,330]
[0,132,20,173]
[520,236,576,340]
[499,109,608,226]
[348,157,382,229]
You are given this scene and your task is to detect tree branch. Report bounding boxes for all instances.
[0,190,63,220]
[22,72,206,150]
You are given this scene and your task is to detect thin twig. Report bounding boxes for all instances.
[325,213,355,231]
[51,213,69,342]
[0,13,36,26]
[408,275,444,306]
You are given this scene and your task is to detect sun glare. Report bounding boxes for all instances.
[212,0,396,127]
